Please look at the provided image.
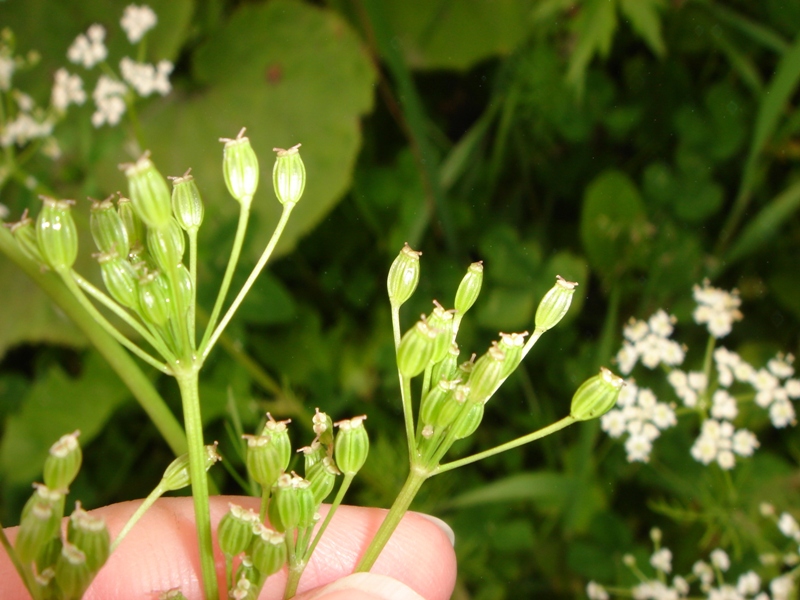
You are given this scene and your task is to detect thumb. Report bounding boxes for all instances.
[296,573,424,600]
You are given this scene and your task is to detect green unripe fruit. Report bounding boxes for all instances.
[570,367,624,421]
[222,129,259,205]
[260,414,292,470]
[90,196,129,256]
[454,261,483,314]
[468,342,507,404]
[311,408,335,448]
[147,218,185,272]
[117,197,144,252]
[268,474,315,532]
[138,270,170,327]
[387,243,421,308]
[67,502,109,572]
[272,144,305,206]
[218,504,258,557]
[300,440,326,472]
[426,302,455,365]
[334,416,369,475]
[420,378,459,427]
[453,402,484,440]
[535,276,578,332]
[160,444,221,492]
[306,456,339,504]
[54,542,92,599]
[124,155,173,230]
[170,171,204,232]
[397,319,437,378]
[244,434,286,490]
[98,253,140,310]
[430,343,460,384]
[16,485,63,564]
[36,197,78,272]
[433,384,469,428]
[9,210,45,265]
[497,332,527,379]
[250,524,286,577]
[43,430,82,491]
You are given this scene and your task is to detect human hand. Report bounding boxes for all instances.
[0,496,457,599]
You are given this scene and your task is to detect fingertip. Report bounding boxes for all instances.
[298,573,425,600]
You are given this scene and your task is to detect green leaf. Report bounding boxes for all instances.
[566,0,618,96]
[380,0,533,70]
[443,472,578,509]
[0,352,132,485]
[0,256,86,360]
[579,170,648,279]
[618,0,666,57]
[128,0,376,260]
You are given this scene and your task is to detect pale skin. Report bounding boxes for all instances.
[0,497,457,600]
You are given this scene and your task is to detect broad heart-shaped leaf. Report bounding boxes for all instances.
[580,170,648,280]
[121,0,376,259]
[0,351,131,485]
[0,256,86,359]
[378,0,533,70]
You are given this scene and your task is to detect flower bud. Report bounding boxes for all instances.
[217,504,258,557]
[535,276,578,332]
[170,171,204,232]
[497,332,527,379]
[272,144,305,206]
[98,252,140,310]
[90,196,129,256]
[244,433,287,490]
[8,210,45,265]
[306,456,338,504]
[396,319,437,378]
[36,197,78,272]
[570,367,624,421]
[147,218,185,272]
[43,430,82,491]
[426,302,455,364]
[334,416,369,475]
[67,502,109,572]
[453,401,484,440]
[468,342,507,404]
[138,270,170,327]
[117,197,144,252]
[124,155,173,230]
[222,129,259,205]
[160,443,221,492]
[16,485,63,563]
[250,524,286,577]
[54,542,92,599]
[387,243,421,308]
[454,261,483,314]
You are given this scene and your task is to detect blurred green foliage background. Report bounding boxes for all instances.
[1,0,799,597]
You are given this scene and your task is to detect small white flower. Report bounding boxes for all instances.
[770,575,795,600]
[120,4,158,44]
[652,403,677,430]
[769,399,796,428]
[624,318,650,342]
[650,548,672,573]
[760,503,776,517]
[601,409,627,438]
[672,576,689,595]
[778,513,800,539]
[616,342,639,375]
[648,310,676,338]
[731,429,758,457]
[711,390,738,420]
[67,25,108,68]
[51,68,86,111]
[693,560,714,589]
[0,203,9,220]
[691,433,717,465]
[15,91,35,112]
[586,581,609,600]
[660,340,685,367]
[710,548,730,571]
[120,57,173,97]
[0,113,53,147]
[618,381,639,407]
[692,281,742,338]
[687,371,708,392]
[784,379,800,399]
[625,433,653,463]
[768,354,795,379]
[0,54,15,91]
[736,571,761,595]
[716,449,736,470]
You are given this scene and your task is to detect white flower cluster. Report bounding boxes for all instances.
[616,310,685,375]
[587,535,797,600]
[693,280,743,338]
[120,4,158,43]
[0,53,15,91]
[1,91,54,148]
[64,5,171,128]
[606,284,800,469]
[600,381,677,463]
[51,68,86,112]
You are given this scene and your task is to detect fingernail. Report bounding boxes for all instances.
[414,512,455,546]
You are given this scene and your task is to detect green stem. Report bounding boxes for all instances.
[0,521,38,600]
[58,272,171,374]
[198,204,251,353]
[201,204,294,361]
[283,530,299,600]
[399,374,417,461]
[356,467,429,572]
[259,485,270,522]
[70,270,175,363]
[433,415,577,475]
[0,227,187,456]
[110,484,165,552]
[175,370,219,600]
[188,229,199,349]
[301,474,355,564]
